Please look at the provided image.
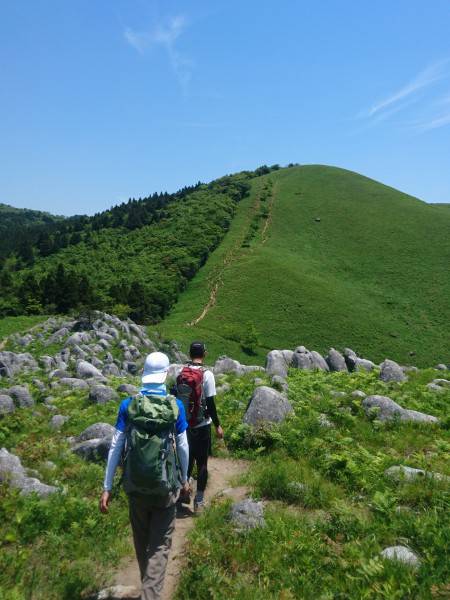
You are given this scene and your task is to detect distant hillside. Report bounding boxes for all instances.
[158,165,450,367]
[0,173,255,319]
[0,203,64,260]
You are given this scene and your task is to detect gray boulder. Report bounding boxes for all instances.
[77,360,103,379]
[8,385,34,408]
[266,350,290,378]
[213,356,263,377]
[230,499,265,530]
[50,368,71,379]
[0,351,38,377]
[362,395,438,424]
[32,378,47,393]
[427,383,446,393]
[380,546,420,568]
[76,422,115,442]
[95,585,141,600]
[49,414,69,430]
[379,359,407,383]
[310,350,330,371]
[123,361,138,375]
[351,390,366,399]
[59,377,89,390]
[435,364,448,371]
[385,465,449,483]
[0,394,15,416]
[89,385,119,405]
[102,363,121,377]
[325,348,347,372]
[355,358,376,372]
[40,355,56,371]
[244,386,293,426]
[0,448,57,497]
[46,327,70,345]
[72,438,112,462]
[291,346,313,370]
[17,334,33,347]
[67,331,91,346]
[117,383,139,396]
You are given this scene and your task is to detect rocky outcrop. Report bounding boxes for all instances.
[379,359,407,383]
[385,465,449,483]
[325,348,347,372]
[77,360,104,379]
[89,385,119,404]
[0,394,15,416]
[213,356,264,377]
[380,546,420,568]
[0,448,58,498]
[8,385,34,408]
[266,350,291,378]
[362,395,438,424]
[244,386,292,426]
[230,499,265,531]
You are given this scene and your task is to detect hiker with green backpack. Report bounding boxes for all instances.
[99,351,189,600]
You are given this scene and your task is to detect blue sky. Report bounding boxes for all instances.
[1,0,449,215]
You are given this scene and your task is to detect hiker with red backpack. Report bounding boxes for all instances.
[176,341,223,512]
[99,351,189,600]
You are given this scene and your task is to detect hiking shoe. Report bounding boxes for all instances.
[194,499,205,514]
[179,488,191,505]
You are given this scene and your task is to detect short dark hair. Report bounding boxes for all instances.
[189,341,206,358]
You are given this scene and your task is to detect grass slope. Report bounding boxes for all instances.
[156,166,450,367]
[178,367,450,599]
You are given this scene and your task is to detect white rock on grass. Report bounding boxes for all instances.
[351,390,366,399]
[362,395,438,424]
[243,386,293,426]
[77,360,103,379]
[266,350,290,378]
[89,385,119,405]
[49,415,69,430]
[95,585,141,600]
[385,465,450,483]
[379,359,407,383]
[8,385,34,408]
[0,448,58,498]
[0,394,15,416]
[325,348,347,372]
[230,499,265,531]
[380,546,420,568]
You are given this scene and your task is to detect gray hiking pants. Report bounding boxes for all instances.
[128,494,177,600]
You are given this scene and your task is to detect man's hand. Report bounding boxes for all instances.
[99,490,111,514]
[215,425,224,439]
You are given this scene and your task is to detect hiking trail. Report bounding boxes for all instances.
[113,456,249,599]
[189,179,276,326]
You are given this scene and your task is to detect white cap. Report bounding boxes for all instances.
[141,352,170,384]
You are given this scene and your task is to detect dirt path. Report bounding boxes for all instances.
[113,457,248,599]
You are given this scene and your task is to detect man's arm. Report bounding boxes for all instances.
[176,430,189,483]
[205,396,224,438]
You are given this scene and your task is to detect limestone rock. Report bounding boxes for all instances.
[325,348,347,372]
[76,422,115,442]
[117,383,139,396]
[72,438,112,462]
[230,499,265,530]
[379,359,407,383]
[266,350,290,378]
[77,360,103,379]
[351,390,366,399]
[89,385,119,405]
[0,448,57,497]
[380,546,420,568]
[8,385,34,408]
[385,465,449,483]
[0,394,15,416]
[59,377,89,390]
[363,395,438,424]
[49,414,69,430]
[244,386,293,426]
[95,585,141,600]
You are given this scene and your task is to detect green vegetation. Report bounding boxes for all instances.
[0,315,48,341]
[158,165,450,367]
[177,367,450,600]
[0,175,253,320]
[0,384,135,600]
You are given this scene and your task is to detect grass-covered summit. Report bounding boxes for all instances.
[158,165,450,367]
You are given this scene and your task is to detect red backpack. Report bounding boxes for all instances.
[176,365,206,427]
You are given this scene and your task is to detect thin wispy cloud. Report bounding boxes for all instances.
[124,15,193,94]
[356,59,450,134]
[366,61,447,118]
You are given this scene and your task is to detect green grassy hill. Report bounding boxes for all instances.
[157,165,450,367]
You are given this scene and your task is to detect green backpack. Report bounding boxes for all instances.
[122,393,180,499]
